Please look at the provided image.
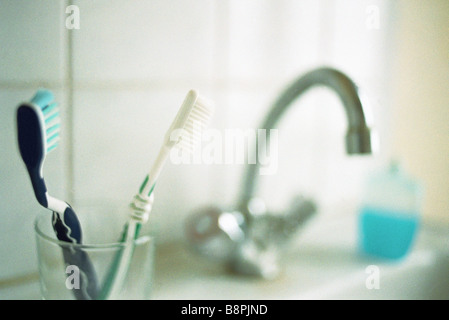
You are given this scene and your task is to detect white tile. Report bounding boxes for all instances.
[228,0,323,82]
[73,0,216,82]
[0,1,66,82]
[0,88,67,279]
[329,0,392,79]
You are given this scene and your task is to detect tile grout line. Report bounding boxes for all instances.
[65,0,75,206]
[0,78,285,92]
[0,272,40,289]
[210,0,233,204]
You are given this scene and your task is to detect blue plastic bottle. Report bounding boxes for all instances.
[359,161,423,260]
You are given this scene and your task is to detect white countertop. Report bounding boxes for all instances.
[151,213,449,300]
[2,212,448,300]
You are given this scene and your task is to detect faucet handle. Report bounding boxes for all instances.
[253,195,317,245]
[283,195,317,238]
[185,196,317,279]
[185,206,245,263]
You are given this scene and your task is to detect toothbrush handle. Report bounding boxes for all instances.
[140,146,170,197]
[99,192,153,299]
[52,208,100,300]
[26,166,48,209]
[52,206,82,242]
[99,148,162,299]
[59,242,99,300]
[98,219,141,300]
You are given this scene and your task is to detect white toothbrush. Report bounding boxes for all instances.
[102,89,214,299]
[133,90,214,221]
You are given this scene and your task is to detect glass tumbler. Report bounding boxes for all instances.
[34,206,155,300]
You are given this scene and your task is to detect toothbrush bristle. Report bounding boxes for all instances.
[177,95,213,153]
[31,90,61,154]
[43,104,60,154]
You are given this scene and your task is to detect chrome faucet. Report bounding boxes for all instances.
[186,67,375,279]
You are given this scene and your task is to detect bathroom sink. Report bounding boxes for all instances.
[292,248,449,300]
[285,213,449,300]
[315,251,449,300]
[152,212,449,300]
[2,212,447,300]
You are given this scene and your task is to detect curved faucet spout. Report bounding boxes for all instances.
[239,67,374,212]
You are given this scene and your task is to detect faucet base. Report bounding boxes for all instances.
[230,241,280,280]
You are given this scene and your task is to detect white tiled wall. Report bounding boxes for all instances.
[0,1,67,83]
[73,0,216,83]
[0,1,68,279]
[0,0,393,282]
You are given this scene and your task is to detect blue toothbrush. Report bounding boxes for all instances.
[17,89,99,300]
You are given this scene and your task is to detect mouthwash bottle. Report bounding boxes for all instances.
[358,161,423,260]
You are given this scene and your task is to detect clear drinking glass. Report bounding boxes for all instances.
[34,206,155,300]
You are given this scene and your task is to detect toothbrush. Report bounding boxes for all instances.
[17,89,99,300]
[101,89,214,299]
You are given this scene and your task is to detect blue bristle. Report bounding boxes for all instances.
[46,123,60,135]
[47,133,59,143]
[42,102,58,115]
[45,111,59,124]
[30,89,60,154]
[46,135,59,153]
[30,90,54,110]
[47,143,58,153]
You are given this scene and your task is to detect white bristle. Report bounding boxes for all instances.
[44,111,60,128]
[185,121,206,131]
[178,142,196,154]
[191,108,210,118]
[46,130,59,140]
[136,90,214,200]
[164,90,214,153]
[44,107,58,118]
[47,136,60,146]
[46,136,60,153]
